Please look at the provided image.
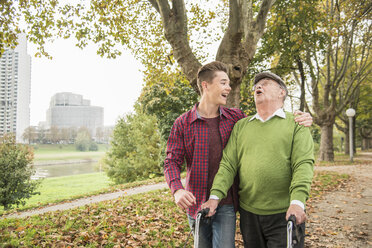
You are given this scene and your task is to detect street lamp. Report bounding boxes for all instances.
[346,108,356,162]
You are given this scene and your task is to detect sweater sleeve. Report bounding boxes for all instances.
[210,122,240,200]
[164,118,185,194]
[289,124,315,206]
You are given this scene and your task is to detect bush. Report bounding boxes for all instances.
[75,129,91,151]
[0,134,40,210]
[89,142,98,151]
[104,107,162,184]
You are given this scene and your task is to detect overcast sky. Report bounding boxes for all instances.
[28,39,144,126]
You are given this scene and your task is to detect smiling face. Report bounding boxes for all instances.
[203,71,231,106]
[253,78,285,106]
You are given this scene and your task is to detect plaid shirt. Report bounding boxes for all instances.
[164,103,246,218]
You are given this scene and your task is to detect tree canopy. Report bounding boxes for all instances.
[1,0,277,107]
[254,0,371,160]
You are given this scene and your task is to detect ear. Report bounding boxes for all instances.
[201,81,208,91]
[278,88,285,98]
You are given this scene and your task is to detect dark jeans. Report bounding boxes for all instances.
[239,208,305,248]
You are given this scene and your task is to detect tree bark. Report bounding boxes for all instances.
[319,124,335,161]
[296,57,306,111]
[226,80,241,108]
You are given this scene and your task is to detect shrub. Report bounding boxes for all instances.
[104,107,162,184]
[0,134,40,210]
[75,129,91,151]
[89,142,98,151]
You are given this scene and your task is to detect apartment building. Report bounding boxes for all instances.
[0,34,31,142]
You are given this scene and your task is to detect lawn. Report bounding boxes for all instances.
[0,173,112,215]
[0,171,174,216]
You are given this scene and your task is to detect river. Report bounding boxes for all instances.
[32,162,103,179]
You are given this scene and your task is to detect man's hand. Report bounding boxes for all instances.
[286,204,306,225]
[201,199,219,217]
[294,110,313,127]
[174,189,196,210]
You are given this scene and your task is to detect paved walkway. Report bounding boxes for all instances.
[2,180,185,219]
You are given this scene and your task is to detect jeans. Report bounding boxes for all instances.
[188,204,236,248]
[239,208,305,248]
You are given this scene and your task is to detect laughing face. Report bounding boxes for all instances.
[253,78,284,105]
[204,71,231,105]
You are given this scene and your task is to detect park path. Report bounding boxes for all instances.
[305,152,372,247]
[2,179,184,220]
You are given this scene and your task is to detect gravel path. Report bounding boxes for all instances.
[305,152,372,247]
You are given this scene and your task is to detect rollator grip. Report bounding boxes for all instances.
[199,208,210,217]
[288,215,296,224]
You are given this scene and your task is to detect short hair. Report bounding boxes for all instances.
[197,61,228,94]
[254,71,288,101]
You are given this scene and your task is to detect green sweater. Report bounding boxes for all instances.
[210,112,314,215]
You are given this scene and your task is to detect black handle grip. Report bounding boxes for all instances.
[198,208,210,217]
[288,215,296,224]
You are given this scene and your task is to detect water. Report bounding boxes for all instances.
[32,162,103,179]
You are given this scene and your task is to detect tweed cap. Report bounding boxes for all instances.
[254,71,286,89]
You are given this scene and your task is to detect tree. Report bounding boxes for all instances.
[95,127,104,143]
[75,127,92,151]
[138,79,198,141]
[105,106,162,183]
[48,126,60,144]
[0,134,40,210]
[22,126,37,144]
[254,0,371,161]
[37,126,47,144]
[1,0,277,107]
[355,82,372,150]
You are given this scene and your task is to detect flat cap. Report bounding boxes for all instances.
[254,71,286,89]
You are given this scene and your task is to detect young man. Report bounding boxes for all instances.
[202,72,314,247]
[164,62,312,247]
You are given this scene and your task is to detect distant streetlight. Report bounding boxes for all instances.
[346,108,356,162]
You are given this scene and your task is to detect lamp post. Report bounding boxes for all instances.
[346,108,356,162]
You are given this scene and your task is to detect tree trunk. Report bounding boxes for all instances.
[226,81,241,108]
[296,57,306,111]
[319,124,334,161]
[345,131,349,155]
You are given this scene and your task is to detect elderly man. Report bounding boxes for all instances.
[202,71,314,247]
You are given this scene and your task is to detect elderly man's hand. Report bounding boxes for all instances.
[174,189,196,210]
[286,204,306,225]
[294,110,313,127]
[201,199,219,217]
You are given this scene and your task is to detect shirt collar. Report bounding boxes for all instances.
[249,108,286,122]
[190,103,225,123]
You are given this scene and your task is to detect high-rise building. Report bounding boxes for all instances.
[46,92,104,137]
[0,34,31,142]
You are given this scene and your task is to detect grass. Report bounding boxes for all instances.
[0,173,112,215]
[0,171,183,216]
[31,144,110,162]
[315,152,371,166]
[0,171,351,247]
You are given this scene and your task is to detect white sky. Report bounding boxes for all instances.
[28,39,144,126]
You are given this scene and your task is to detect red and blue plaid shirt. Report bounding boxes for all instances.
[164,103,246,218]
